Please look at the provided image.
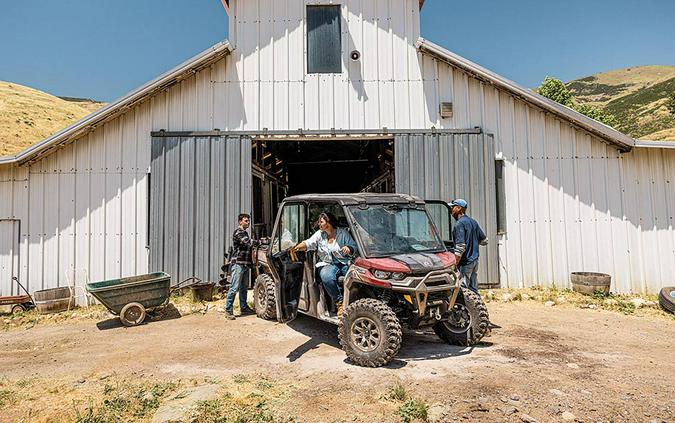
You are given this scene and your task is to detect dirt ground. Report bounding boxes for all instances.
[1,298,674,423]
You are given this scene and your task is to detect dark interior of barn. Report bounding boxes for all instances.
[250,138,395,237]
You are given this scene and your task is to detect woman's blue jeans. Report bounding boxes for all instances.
[319,263,349,303]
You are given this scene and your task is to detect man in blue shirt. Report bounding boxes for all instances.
[449,199,487,294]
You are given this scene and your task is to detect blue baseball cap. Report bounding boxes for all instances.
[449,199,468,209]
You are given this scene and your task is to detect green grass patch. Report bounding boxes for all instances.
[15,378,35,388]
[189,393,290,423]
[382,382,408,402]
[0,389,16,408]
[255,377,275,390]
[233,374,249,384]
[397,398,428,423]
[73,381,177,423]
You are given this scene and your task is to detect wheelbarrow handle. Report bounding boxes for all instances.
[12,276,33,299]
[172,276,202,292]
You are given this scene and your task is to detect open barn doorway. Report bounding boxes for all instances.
[250,138,395,237]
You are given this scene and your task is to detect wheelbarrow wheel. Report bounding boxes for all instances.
[11,304,25,314]
[120,302,146,326]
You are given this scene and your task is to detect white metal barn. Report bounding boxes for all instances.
[1,0,673,299]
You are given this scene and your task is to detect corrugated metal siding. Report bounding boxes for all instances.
[0,220,20,296]
[416,51,675,294]
[493,134,675,294]
[395,133,499,286]
[0,128,151,298]
[149,136,252,285]
[224,0,428,131]
[0,55,220,296]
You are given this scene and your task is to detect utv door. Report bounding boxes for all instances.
[425,200,453,249]
[269,203,306,322]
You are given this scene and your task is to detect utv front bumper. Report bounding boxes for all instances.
[344,268,461,328]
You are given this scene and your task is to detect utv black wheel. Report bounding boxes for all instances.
[338,299,402,367]
[254,274,277,320]
[434,288,489,346]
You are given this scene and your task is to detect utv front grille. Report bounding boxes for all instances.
[419,273,453,286]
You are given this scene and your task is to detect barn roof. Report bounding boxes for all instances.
[1,36,638,166]
[417,38,635,152]
[0,41,232,165]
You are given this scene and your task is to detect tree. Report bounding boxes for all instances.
[536,77,574,107]
[667,92,675,115]
[536,76,618,128]
[575,104,619,128]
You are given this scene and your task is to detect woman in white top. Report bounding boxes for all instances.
[294,212,358,313]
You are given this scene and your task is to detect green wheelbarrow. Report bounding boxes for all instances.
[86,273,197,326]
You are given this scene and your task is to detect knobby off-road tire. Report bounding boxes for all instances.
[434,287,489,346]
[338,299,402,367]
[254,274,277,320]
[659,287,675,314]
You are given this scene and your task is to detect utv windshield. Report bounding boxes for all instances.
[349,204,445,257]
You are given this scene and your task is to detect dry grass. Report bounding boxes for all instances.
[567,66,675,139]
[641,126,675,141]
[568,65,675,107]
[0,373,300,423]
[1,289,243,332]
[0,81,105,157]
[482,286,673,320]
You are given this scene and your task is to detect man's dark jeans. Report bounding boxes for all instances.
[226,263,250,312]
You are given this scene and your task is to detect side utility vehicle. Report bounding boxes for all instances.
[252,194,489,367]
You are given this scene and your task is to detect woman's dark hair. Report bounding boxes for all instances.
[318,211,339,230]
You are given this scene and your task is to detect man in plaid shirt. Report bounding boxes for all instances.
[224,213,259,320]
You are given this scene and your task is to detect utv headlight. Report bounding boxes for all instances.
[373,270,391,279]
[391,272,407,280]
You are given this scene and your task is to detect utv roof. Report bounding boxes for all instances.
[283,193,426,206]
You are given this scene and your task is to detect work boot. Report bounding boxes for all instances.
[336,301,344,317]
[240,307,256,316]
[224,309,236,320]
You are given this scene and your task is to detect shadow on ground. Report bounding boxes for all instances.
[95,303,182,330]
[285,314,490,367]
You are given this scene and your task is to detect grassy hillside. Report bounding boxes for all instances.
[0,81,105,157]
[567,66,675,140]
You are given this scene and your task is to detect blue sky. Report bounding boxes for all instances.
[1,0,673,101]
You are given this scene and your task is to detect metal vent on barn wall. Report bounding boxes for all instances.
[440,102,453,119]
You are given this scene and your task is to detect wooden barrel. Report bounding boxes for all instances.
[33,287,74,314]
[570,272,611,295]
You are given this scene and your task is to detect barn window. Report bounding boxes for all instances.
[495,160,506,234]
[307,5,342,74]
